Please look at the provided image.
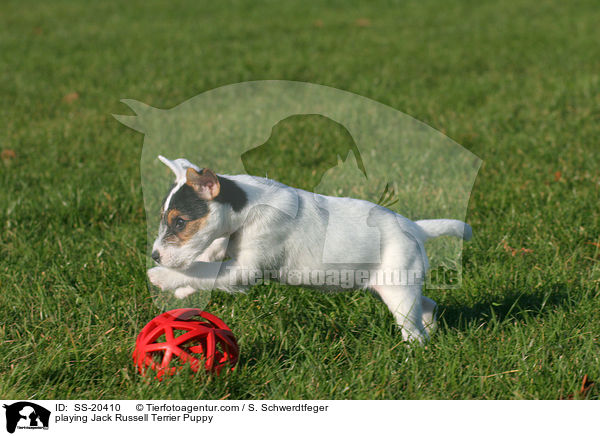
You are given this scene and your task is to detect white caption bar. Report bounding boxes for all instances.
[0,400,593,435]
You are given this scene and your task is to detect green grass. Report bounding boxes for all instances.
[1,0,600,399]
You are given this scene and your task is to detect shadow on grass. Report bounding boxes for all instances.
[232,289,398,371]
[213,280,572,370]
[437,284,571,330]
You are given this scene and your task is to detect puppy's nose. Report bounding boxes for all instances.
[151,250,161,263]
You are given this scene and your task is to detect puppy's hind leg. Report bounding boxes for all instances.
[373,284,428,344]
[421,295,438,336]
[372,227,430,343]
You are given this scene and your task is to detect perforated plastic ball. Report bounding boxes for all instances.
[132,308,239,379]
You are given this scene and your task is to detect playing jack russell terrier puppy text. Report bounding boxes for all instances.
[148,156,472,343]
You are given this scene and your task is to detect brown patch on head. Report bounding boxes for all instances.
[176,216,209,243]
[186,167,220,200]
[164,208,209,245]
[166,209,181,228]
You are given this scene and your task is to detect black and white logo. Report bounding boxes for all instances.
[2,402,50,434]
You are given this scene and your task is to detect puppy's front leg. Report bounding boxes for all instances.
[195,237,229,262]
[184,259,253,293]
[148,260,252,295]
[168,238,231,299]
[147,266,206,299]
[173,286,197,299]
[147,266,192,291]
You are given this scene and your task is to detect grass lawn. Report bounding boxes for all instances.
[1,0,599,399]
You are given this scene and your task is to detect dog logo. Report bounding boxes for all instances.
[2,402,50,434]
[115,80,481,312]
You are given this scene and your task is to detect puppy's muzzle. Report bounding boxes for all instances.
[151,250,161,263]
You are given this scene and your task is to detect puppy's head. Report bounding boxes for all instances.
[152,156,224,269]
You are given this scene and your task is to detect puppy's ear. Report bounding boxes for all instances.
[186,167,220,200]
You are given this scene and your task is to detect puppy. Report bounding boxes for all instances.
[148,156,472,343]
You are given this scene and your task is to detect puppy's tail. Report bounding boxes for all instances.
[415,219,472,241]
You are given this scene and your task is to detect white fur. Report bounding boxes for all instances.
[158,155,201,210]
[149,163,471,343]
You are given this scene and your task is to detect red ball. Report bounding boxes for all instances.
[132,308,239,379]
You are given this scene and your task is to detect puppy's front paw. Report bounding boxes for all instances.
[174,286,197,299]
[147,266,188,291]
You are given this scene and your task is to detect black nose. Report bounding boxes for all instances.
[151,250,160,263]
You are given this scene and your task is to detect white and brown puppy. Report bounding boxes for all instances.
[148,156,472,343]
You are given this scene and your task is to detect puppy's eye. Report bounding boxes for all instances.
[174,217,186,231]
